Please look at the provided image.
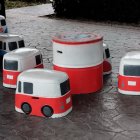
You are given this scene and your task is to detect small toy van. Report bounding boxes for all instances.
[15,69,72,118]
[0,34,25,52]
[3,48,44,88]
[103,43,112,75]
[118,51,140,95]
[0,15,8,33]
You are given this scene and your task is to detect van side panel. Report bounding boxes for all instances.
[15,92,72,117]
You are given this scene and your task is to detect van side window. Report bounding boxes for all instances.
[18,40,25,48]
[1,19,6,26]
[4,42,6,50]
[35,55,42,65]
[60,79,70,96]
[8,42,17,51]
[18,81,21,92]
[105,48,110,58]
[0,41,2,49]
[23,82,33,94]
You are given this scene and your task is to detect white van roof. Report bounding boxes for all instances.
[0,34,23,42]
[4,48,40,60]
[121,51,140,65]
[0,15,5,20]
[18,69,68,84]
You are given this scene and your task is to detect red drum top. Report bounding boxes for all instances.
[53,32,103,45]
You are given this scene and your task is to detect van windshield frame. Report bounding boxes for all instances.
[124,65,140,76]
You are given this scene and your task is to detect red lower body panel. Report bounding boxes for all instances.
[118,75,140,92]
[15,92,72,117]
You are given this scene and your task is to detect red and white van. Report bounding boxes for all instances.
[3,48,44,88]
[0,34,25,52]
[15,69,72,118]
[103,43,112,75]
[53,32,103,94]
[118,51,140,95]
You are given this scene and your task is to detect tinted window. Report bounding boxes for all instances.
[18,40,25,48]
[24,82,33,94]
[35,55,42,65]
[60,79,70,96]
[18,81,21,92]
[8,42,17,51]
[105,48,110,58]
[4,60,18,70]
[0,41,2,49]
[1,19,6,26]
[124,65,140,76]
[3,42,6,50]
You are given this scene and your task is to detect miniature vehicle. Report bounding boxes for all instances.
[0,15,8,33]
[15,69,72,118]
[103,43,112,75]
[53,32,103,94]
[118,51,140,95]
[0,34,25,52]
[3,48,44,88]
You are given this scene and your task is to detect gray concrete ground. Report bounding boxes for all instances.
[0,4,140,140]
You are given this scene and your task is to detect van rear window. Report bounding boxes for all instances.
[60,79,70,96]
[105,48,110,58]
[8,42,17,51]
[124,65,140,76]
[35,55,42,65]
[4,60,18,70]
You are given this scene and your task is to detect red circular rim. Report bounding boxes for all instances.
[52,33,103,45]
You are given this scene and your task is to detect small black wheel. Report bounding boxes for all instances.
[21,102,32,114]
[41,106,53,117]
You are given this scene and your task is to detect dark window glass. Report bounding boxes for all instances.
[105,48,110,58]
[4,60,18,70]
[23,82,33,94]
[8,42,17,51]
[3,42,6,50]
[1,19,6,26]
[35,55,42,65]
[0,41,2,49]
[18,81,21,92]
[18,40,25,48]
[124,65,140,76]
[60,79,70,96]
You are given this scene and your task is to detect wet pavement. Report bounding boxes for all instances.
[0,4,140,140]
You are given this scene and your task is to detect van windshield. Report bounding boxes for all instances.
[4,59,18,70]
[60,79,70,96]
[124,65,140,76]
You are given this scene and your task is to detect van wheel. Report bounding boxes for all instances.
[41,106,53,117]
[21,103,32,114]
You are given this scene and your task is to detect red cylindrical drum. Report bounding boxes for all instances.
[53,33,103,94]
